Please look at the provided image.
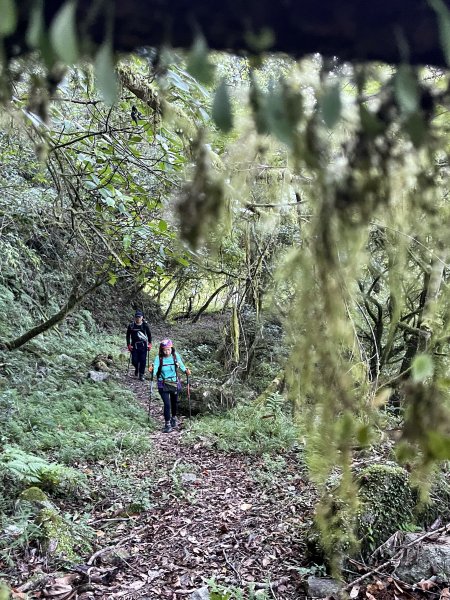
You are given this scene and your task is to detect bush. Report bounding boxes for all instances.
[185,392,298,453]
[0,329,153,465]
[0,445,86,493]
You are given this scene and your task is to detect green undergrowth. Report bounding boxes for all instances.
[0,301,156,567]
[356,463,450,556]
[88,461,156,515]
[185,392,298,453]
[0,311,153,465]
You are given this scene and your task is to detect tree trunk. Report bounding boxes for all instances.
[163,280,184,320]
[254,370,285,405]
[5,278,104,351]
[192,282,229,323]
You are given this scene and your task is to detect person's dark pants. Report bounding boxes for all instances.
[159,390,178,422]
[131,344,147,376]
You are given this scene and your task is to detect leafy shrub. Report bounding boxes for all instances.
[0,445,86,495]
[0,330,153,465]
[185,393,297,453]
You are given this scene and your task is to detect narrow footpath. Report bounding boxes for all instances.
[81,372,315,600]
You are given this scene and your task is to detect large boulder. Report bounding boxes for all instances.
[88,370,109,382]
[382,531,450,583]
[178,384,224,415]
[188,588,210,600]
[399,533,450,582]
[356,464,416,556]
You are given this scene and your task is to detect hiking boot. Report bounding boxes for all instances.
[170,417,177,428]
[162,422,172,433]
[139,374,145,381]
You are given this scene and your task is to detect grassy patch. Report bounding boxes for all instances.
[0,323,152,465]
[185,393,298,453]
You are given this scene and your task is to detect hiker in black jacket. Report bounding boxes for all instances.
[126,310,152,380]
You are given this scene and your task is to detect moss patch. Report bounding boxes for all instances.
[37,507,78,560]
[19,486,51,505]
[357,464,415,554]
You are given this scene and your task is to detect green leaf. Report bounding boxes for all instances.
[412,353,434,382]
[360,105,385,138]
[212,79,233,133]
[357,424,371,447]
[264,80,302,147]
[94,42,118,106]
[403,112,427,147]
[0,0,16,36]
[158,219,168,232]
[429,0,450,66]
[320,83,342,129]
[167,70,190,92]
[49,1,79,64]
[108,272,117,285]
[186,35,215,85]
[394,65,419,115]
[26,0,44,48]
[249,74,269,134]
[282,81,303,127]
[266,84,290,144]
[176,256,189,267]
[123,235,132,251]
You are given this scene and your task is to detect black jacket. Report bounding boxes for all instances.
[126,320,152,347]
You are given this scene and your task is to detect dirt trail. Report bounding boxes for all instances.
[85,372,314,599]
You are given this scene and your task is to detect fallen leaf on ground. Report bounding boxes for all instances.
[128,580,145,591]
[417,578,437,591]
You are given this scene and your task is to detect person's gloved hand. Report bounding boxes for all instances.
[127,344,133,352]
[148,343,152,350]
[186,368,191,376]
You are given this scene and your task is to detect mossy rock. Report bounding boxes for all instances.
[357,464,416,555]
[19,486,53,509]
[178,384,225,415]
[416,472,450,527]
[36,507,78,560]
[18,488,78,560]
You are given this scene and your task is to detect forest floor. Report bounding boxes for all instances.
[66,372,434,600]
[8,319,438,600]
[74,369,316,599]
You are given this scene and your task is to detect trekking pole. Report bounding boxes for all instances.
[187,374,192,420]
[148,374,153,423]
[126,353,131,377]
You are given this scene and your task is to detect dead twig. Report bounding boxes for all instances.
[222,548,242,584]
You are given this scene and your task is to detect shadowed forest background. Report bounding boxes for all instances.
[3,1,450,598]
